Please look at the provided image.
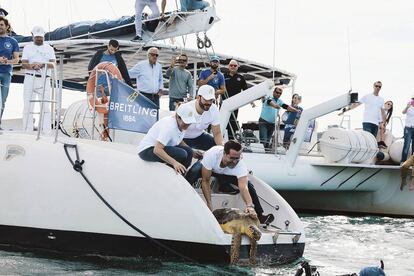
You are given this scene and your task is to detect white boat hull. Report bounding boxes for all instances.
[244,153,412,217]
[0,131,304,264]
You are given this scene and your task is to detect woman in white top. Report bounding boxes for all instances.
[401,97,414,162]
[377,100,393,148]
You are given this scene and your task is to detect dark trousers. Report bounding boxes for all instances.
[401,126,414,162]
[226,109,239,140]
[183,132,216,151]
[141,92,160,108]
[169,97,184,111]
[185,161,264,215]
[139,145,193,169]
[362,122,379,137]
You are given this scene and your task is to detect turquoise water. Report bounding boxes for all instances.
[0,215,413,275]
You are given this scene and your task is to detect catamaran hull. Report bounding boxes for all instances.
[0,224,304,264]
[244,153,413,217]
[0,132,304,264]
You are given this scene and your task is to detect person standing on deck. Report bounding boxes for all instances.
[21,26,56,133]
[197,55,226,103]
[0,17,19,129]
[259,87,298,150]
[133,0,166,41]
[166,53,194,111]
[128,47,163,107]
[223,59,247,139]
[340,81,386,139]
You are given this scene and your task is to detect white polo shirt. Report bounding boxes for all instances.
[21,43,56,75]
[360,93,384,125]
[201,145,248,179]
[405,106,414,128]
[183,100,220,139]
[138,115,185,153]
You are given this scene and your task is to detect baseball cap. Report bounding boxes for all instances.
[209,55,220,62]
[31,26,45,37]
[197,85,215,100]
[176,103,197,124]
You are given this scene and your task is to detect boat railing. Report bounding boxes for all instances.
[23,61,61,142]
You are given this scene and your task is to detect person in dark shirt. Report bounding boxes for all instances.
[224,59,247,139]
[88,39,133,90]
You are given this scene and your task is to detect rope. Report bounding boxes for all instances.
[62,143,198,264]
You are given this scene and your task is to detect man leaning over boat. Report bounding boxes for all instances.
[138,103,203,175]
[186,140,274,224]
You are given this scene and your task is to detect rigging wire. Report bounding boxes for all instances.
[347,26,353,93]
[106,0,118,18]
[272,0,277,82]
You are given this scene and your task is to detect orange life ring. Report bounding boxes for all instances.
[86,62,123,114]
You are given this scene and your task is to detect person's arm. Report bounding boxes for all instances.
[21,59,31,70]
[338,102,362,115]
[166,57,175,78]
[88,51,100,72]
[238,176,256,217]
[381,107,386,123]
[9,51,19,65]
[211,124,224,146]
[158,65,164,95]
[187,72,194,99]
[215,84,226,96]
[116,54,133,87]
[128,62,140,79]
[153,141,187,174]
[201,166,213,210]
[197,71,214,86]
[403,103,411,114]
[285,104,299,113]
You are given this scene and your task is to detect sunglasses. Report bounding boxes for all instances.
[149,53,159,57]
[178,59,187,62]
[229,64,238,67]
[228,155,242,161]
[275,91,282,94]
[375,85,382,88]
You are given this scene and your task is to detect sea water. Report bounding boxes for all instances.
[0,215,413,275]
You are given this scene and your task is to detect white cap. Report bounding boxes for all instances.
[176,103,196,124]
[197,85,215,100]
[31,26,45,37]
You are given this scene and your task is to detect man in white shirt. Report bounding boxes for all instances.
[138,103,201,174]
[340,81,386,137]
[21,26,56,132]
[182,84,223,150]
[185,140,274,224]
[129,47,163,107]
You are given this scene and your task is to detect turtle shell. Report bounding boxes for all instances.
[213,208,249,224]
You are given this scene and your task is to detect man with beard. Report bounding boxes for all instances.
[21,26,56,133]
[197,55,225,101]
[185,140,274,224]
[0,17,19,129]
[181,84,223,151]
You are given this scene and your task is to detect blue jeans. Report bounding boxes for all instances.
[401,126,414,162]
[183,132,216,151]
[139,145,193,169]
[169,97,184,111]
[180,0,209,11]
[362,122,378,137]
[259,118,275,149]
[185,160,264,215]
[0,72,11,122]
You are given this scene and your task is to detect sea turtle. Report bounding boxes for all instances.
[213,208,262,265]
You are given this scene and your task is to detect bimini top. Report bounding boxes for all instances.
[11,39,296,92]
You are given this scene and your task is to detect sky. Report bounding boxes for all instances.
[2,0,414,133]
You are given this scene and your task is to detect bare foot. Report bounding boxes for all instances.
[401,178,407,191]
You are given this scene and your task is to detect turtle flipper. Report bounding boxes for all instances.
[249,239,257,266]
[230,233,242,265]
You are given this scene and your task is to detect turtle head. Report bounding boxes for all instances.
[247,224,261,241]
